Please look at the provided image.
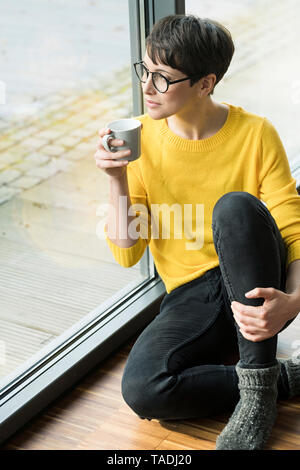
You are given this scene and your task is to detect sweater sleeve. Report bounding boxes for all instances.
[104,162,151,268]
[258,118,300,269]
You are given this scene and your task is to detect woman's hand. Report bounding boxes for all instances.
[231,287,299,342]
[94,128,131,179]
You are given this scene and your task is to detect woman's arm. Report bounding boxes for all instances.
[285,258,300,315]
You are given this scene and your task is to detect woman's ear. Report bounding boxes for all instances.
[199,74,217,97]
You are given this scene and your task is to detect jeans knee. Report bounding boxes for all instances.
[121,370,147,417]
[212,191,259,229]
[121,367,176,419]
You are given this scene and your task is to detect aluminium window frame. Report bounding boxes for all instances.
[0,0,185,446]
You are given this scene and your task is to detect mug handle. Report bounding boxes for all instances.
[103,133,117,153]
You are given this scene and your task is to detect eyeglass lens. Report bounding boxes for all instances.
[135,63,168,93]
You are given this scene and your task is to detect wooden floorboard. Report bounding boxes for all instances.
[1,325,300,450]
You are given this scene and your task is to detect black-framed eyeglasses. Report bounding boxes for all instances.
[133,61,199,93]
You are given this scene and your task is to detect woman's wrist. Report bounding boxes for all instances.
[287,290,300,320]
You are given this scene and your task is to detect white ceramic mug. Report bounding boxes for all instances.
[102,118,142,161]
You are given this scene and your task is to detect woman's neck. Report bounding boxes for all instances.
[166,98,229,141]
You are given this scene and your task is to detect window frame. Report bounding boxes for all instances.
[0,0,185,445]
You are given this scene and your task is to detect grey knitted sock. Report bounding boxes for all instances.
[215,361,280,450]
[278,357,300,398]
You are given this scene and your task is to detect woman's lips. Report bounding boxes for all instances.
[146,99,160,108]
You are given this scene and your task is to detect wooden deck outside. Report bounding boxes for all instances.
[0,156,143,383]
[1,314,300,450]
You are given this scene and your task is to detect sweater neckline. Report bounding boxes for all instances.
[160,102,239,153]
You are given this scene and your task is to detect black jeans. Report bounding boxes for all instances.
[121,192,295,420]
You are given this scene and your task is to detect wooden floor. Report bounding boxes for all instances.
[1,316,300,451]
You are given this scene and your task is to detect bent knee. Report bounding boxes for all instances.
[121,369,176,419]
[212,191,259,227]
[121,372,147,417]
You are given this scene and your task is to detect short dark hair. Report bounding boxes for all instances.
[146,14,235,95]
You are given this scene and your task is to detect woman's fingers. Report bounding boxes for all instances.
[95,158,128,169]
[96,138,124,150]
[94,149,131,160]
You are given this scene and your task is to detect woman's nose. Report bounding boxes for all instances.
[142,74,156,94]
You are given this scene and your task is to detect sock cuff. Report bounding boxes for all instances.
[280,358,300,398]
[236,361,280,389]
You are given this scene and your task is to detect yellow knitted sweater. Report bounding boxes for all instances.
[105,103,300,294]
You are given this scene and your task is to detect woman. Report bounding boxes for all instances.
[94,14,300,450]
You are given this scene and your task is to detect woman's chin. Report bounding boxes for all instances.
[146,107,171,120]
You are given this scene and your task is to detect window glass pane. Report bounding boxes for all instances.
[186,0,300,166]
[0,0,149,388]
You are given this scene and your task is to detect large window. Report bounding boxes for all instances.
[0,0,184,444]
[186,0,300,178]
[0,0,148,388]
